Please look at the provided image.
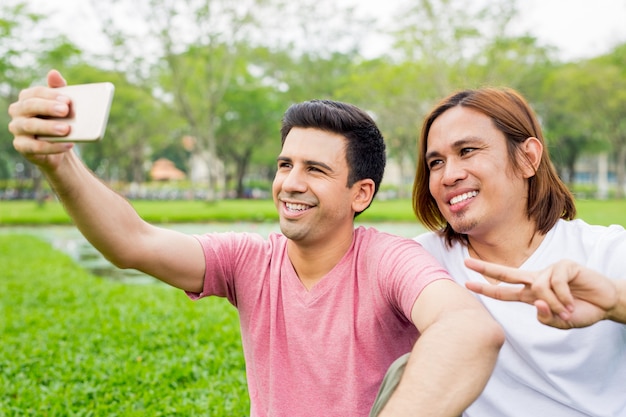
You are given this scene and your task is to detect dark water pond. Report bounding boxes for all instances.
[1,222,425,284]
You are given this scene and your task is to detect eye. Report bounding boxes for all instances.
[460,147,477,156]
[427,159,443,170]
[277,161,292,169]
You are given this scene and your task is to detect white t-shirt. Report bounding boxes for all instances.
[416,219,626,417]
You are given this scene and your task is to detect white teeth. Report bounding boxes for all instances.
[286,203,309,211]
[450,191,478,205]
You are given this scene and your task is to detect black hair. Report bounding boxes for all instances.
[280,100,386,215]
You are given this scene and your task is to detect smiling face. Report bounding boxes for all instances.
[425,106,532,240]
[272,127,368,247]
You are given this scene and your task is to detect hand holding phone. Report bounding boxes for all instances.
[40,82,115,142]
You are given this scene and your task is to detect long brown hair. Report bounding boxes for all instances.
[412,87,576,245]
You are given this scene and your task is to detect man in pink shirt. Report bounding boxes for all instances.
[9,69,503,417]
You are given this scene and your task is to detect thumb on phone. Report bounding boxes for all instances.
[47,69,67,88]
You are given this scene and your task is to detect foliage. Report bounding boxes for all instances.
[214,45,287,197]
[537,48,626,195]
[1,0,625,198]
[0,234,249,415]
[0,1,44,181]
[584,49,626,197]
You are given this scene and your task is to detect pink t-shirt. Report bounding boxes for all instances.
[190,226,450,417]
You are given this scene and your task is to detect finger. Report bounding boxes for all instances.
[534,300,573,329]
[549,262,576,312]
[464,257,534,285]
[527,268,571,318]
[535,299,555,322]
[465,281,525,302]
[47,69,67,88]
[10,93,71,122]
[13,135,73,156]
[8,113,70,138]
[17,84,71,105]
[530,267,569,320]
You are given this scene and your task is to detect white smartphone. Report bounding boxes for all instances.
[40,82,115,142]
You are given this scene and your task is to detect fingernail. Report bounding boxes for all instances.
[54,123,68,134]
[53,103,68,116]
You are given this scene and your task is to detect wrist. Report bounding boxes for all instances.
[606,279,626,324]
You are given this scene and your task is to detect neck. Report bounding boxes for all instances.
[467,222,544,268]
[287,230,354,290]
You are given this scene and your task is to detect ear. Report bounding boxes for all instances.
[520,137,543,179]
[351,179,376,213]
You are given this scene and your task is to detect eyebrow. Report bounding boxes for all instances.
[276,156,334,172]
[425,137,482,160]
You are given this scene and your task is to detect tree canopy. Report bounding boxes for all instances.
[1,0,625,198]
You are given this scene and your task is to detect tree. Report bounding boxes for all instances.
[216,72,284,198]
[89,0,287,198]
[340,0,553,195]
[0,1,83,201]
[537,63,602,187]
[589,44,626,198]
[88,0,374,197]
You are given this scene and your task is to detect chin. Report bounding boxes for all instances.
[449,219,479,235]
[279,223,303,241]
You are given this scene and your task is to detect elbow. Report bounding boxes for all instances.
[485,318,505,352]
[464,309,505,354]
[476,312,505,355]
[103,251,139,271]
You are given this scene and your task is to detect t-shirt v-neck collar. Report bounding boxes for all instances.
[283,246,353,306]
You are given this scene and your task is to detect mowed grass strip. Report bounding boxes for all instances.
[2,198,625,226]
[0,235,249,416]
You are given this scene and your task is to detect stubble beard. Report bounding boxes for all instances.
[279,218,308,241]
[448,211,479,235]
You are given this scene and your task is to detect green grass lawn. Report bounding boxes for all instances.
[1,197,625,415]
[2,197,625,226]
[0,235,249,416]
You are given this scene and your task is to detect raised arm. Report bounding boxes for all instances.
[378,279,504,417]
[464,257,626,328]
[8,70,205,292]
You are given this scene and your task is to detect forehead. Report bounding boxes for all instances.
[280,127,347,162]
[427,106,499,148]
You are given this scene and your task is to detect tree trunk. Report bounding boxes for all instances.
[596,152,609,200]
[615,144,626,199]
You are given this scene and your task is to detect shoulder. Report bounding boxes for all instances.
[413,230,446,250]
[352,227,447,275]
[553,218,626,243]
[544,219,626,276]
[412,230,465,266]
[355,226,431,255]
[194,231,286,256]
[354,225,405,244]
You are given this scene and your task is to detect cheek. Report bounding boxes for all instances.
[271,176,281,195]
[428,173,439,195]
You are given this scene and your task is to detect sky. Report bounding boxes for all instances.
[29,0,626,62]
[348,0,626,60]
[510,0,626,59]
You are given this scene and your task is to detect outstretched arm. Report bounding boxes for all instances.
[379,279,504,417]
[8,70,206,292]
[464,257,626,328]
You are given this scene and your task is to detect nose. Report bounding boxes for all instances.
[279,166,307,193]
[441,159,467,186]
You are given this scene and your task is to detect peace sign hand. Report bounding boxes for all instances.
[463,258,619,329]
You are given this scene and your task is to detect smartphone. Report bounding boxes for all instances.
[40,82,115,142]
